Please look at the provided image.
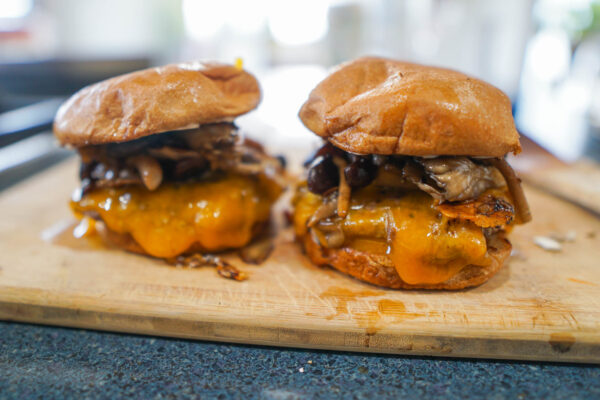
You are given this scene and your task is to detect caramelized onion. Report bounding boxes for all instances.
[168,253,247,281]
[216,262,248,281]
[128,155,163,191]
[332,157,351,218]
[485,158,532,223]
[77,124,284,193]
[323,229,345,248]
[238,237,274,264]
[310,224,345,248]
[307,198,337,228]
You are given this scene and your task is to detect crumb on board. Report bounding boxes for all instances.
[533,236,562,252]
[168,254,248,281]
[549,230,576,243]
[298,367,305,373]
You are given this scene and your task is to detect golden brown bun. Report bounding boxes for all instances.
[54,62,261,147]
[299,57,521,157]
[300,232,511,290]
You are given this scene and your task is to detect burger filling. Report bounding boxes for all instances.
[293,143,530,285]
[71,123,284,259]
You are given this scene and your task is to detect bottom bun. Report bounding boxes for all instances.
[301,233,511,290]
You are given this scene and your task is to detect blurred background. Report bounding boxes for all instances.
[1,0,600,188]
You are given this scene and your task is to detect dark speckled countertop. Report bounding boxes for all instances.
[0,322,598,399]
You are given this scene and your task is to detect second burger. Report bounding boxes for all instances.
[293,57,531,290]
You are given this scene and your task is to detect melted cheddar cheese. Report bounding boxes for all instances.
[72,174,281,258]
[294,186,494,285]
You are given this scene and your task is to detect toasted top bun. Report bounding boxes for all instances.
[54,62,261,147]
[299,57,521,157]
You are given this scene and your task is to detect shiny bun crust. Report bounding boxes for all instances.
[300,232,511,290]
[54,62,261,147]
[299,57,521,157]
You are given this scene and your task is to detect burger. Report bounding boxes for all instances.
[293,57,531,289]
[54,61,284,278]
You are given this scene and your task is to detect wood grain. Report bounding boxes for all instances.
[0,159,599,363]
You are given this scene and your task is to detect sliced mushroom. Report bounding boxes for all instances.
[148,146,200,160]
[417,157,506,202]
[183,123,238,150]
[75,123,284,193]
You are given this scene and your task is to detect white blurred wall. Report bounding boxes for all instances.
[41,0,183,59]
[0,0,535,97]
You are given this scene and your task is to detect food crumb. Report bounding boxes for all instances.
[234,57,243,70]
[549,230,576,243]
[307,360,313,364]
[533,236,562,252]
[299,367,305,373]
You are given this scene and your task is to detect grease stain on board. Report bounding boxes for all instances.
[318,286,438,339]
[41,219,107,251]
[320,286,382,321]
[549,333,576,353]
[567,278,597,286]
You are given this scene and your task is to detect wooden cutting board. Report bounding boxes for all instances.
[1,159,599,363]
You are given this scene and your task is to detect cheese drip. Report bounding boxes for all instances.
[294,187,491,285]
[72,174,280,258]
